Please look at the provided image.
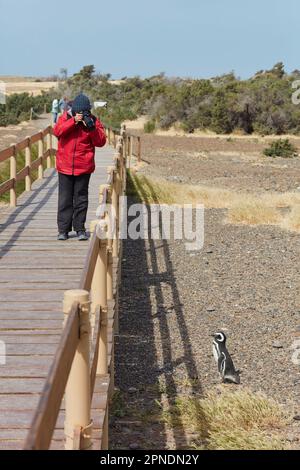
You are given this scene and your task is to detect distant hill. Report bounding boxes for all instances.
[0,76,58,96]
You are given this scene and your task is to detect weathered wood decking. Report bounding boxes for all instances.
[0,144,114,449]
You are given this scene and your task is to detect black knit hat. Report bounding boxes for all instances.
[72,93,91,113]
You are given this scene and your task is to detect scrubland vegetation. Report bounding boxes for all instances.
[3,62,298,136]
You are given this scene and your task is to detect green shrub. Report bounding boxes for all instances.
[144,119,156,133]
[0,92,53,128]
[263,139,298,158]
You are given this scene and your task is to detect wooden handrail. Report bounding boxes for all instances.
[0,178,14,195]
[79,231,100,291]
[0,146,14,163]
[24,302,80,450]
[104,125,142,162]
[0,126,55,206]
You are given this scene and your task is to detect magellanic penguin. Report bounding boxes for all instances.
[212,331,240,384]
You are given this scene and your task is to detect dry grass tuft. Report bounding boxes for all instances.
[162,388,288,450]
[226,199,281,226]
[280,204,300,232]
[128,172,300,231]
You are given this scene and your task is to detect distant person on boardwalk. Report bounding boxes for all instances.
[53,93,106,241]
[59,96,69,114]
[51,98,59,124]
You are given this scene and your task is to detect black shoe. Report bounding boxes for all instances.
[77,230,89,241]
[57,232,69,241]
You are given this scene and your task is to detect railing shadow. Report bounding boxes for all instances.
[0,170,58,258]
[113,175,209,449]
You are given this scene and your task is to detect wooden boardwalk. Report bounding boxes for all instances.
[0,144,114,449]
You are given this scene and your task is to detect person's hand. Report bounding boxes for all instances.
[74,113,83,123]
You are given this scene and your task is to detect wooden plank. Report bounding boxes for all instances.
[0,178,14,196]
[16,138,30,151]
[79,231,99,290]
[1,253,86,260]
[0,244,84,251]
[0,378,48,394]
[0,429,29,439]
[5,343,58,355]
[24,304,80,450]
[0,303,62,310]
[0,262,84,269]
[16,166,30,182]
[0,311,62,320]
[0,146,14,163]
[0,319,62,329]
[0,283,76,290]
[0,334,61,344]
[30,157,43,171]
[0,272,80,281]
[1,255,85,262]
[42,127,51,137]
[0,291,66,302]
[0,440,25,450]
[30,132,42,144]
[0,394,40,410]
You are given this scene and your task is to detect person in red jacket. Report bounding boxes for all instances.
[53,94,106,240]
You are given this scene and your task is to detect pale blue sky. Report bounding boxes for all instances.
[0,0,298,78]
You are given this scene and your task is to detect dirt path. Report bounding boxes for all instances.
[110,135,300,450]
[0,113,52,152]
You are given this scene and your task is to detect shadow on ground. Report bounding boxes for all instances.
[111,177,208,450]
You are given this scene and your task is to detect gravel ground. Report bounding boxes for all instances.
[137,134,300,193]
[111,134,300,450]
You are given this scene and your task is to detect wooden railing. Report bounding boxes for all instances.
[106,125,141,164]
[23,124,131,450]
[0,126,55,206]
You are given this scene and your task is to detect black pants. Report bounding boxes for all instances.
[57,172,91,233]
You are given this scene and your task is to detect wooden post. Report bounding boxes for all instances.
[46,129,52,169]
[127,135,130,159]
[38,131,43,179]
[111,174,119,258]
[137,136,141,162]
[10,144,16,207]
[116,140,124,183]
[97,236,108,375]
[130,135,134,161]
[90,219,108,376]
[107,248,113,301]
[63,289,92,450]
[25,138,31,191]
[120,126,126,165]
[108,128,111,145]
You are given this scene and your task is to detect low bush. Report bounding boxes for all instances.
[144,119,156,133]
[263,139,298,158]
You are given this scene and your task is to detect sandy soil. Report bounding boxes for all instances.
[0,77,58,96]
[0,114,52,151]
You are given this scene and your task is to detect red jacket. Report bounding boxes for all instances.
[53,111,106,175]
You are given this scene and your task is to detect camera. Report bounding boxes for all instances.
[82,110,95,130]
